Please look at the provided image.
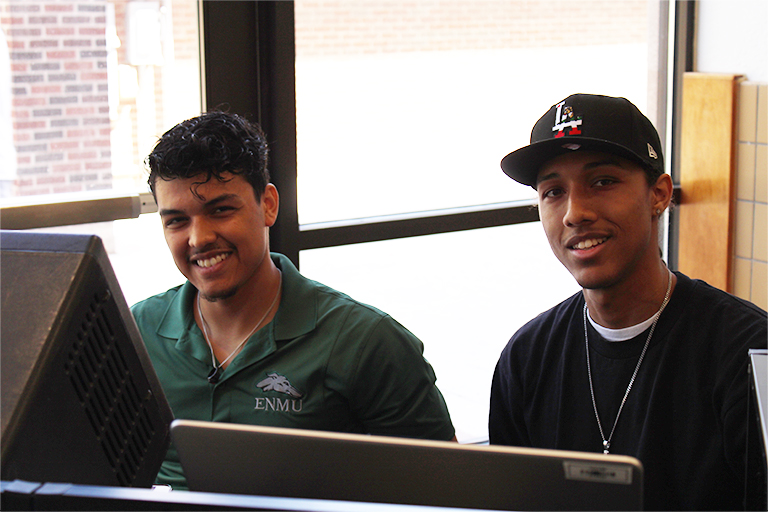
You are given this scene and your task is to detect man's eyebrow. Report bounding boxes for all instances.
[536,171,559,185]
[158,193,240,217]
[536,157,630,186]
[158,207,184,217]
[204,193,240,206]
[583,157,628,170]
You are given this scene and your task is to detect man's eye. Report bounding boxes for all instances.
[542,188,563,199]
[594,178,616,187]
[164,217,185,228]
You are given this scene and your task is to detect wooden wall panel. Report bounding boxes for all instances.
[678,72,743,292]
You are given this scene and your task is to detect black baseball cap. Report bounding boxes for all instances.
[500,94,664,188]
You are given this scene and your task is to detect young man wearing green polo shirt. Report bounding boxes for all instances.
[132,111,455,490]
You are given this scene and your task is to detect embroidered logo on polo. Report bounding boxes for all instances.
[552,100,582,138]
[255,372,304,413]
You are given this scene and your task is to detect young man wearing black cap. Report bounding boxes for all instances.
[489,94,766,510]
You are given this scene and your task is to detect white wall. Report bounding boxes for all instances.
[695,0,768,82]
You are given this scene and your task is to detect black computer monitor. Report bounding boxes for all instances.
[1,231,173,488]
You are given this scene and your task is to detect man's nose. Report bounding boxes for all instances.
[563,191,597,227]
[188,218,216,248]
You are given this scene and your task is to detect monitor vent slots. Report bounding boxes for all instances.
[65,289,156,487]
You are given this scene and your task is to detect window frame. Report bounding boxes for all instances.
[1,0,693,271]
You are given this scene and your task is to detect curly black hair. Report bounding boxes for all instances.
[146,111,270,201]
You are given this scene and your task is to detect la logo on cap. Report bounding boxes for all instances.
[552,100,582,138]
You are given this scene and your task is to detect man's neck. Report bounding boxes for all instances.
[584,263,675,329]
[195,262,282,356]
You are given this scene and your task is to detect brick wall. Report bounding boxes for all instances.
[295,0,648,57]
[2,0,200,197]
[2,0,648,197]
[3,0,111,196]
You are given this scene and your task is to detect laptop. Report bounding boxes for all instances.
[171,419,643,511]
[750,349,768,452]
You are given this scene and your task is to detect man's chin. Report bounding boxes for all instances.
[198,286,238,302]
[569,268,614,291]
[575,273,623,291]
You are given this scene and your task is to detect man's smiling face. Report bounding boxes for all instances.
[155,173,278,302]
[535,151,662,292]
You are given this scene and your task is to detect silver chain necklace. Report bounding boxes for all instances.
[197,269,282,384]
[584,269,672,454]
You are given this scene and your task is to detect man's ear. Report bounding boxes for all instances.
[651,173,673,214]
[263,183,279,227]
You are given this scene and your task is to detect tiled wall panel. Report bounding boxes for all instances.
[734,82,768,309]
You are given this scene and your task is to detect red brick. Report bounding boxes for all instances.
[53,184,86,194]
[67,151,98,160]
[66,129,96,138]
[83,139,110,147]
[46,51,76,59]
[80,72,108,81]
[13,120,46,129]
[51,163,81,173]
[46,27,75,36]
[19,188,54,196]
[44,4,74,12]
[36,175,66,185]
[50,141,80,150]
[30,40,59,48]
[79,27,103,36]
[30,85,62,94]
[63,61,93,71]
[65,107,95,116]
[85,161,111,170]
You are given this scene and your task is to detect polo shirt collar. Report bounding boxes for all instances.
[271,253,317,340]
[154,253,317,349]
[155,281,211,363]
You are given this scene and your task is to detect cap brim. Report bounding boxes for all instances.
[500,137,650,188]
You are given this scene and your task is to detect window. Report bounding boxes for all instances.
[294,0,664,224]
[3,0,680,443]
[1,0,201,299]
[2,0,201,198]
[292,0,671,441]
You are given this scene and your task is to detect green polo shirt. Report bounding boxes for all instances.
[131,253,455,490]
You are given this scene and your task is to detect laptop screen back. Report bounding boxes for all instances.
[171,419,643,511]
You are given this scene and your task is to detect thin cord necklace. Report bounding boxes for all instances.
[584,269,672,454]
[197,269,282,384]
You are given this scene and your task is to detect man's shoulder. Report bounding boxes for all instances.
[672,272,766,353]
[675,272,767,328]
[308,280,405,340]
[130,283,186,318]
[314,281,388,317]
[276,254,390,321]
[501,291,584,356]
[515,291,584,335]
[681,272,766,312]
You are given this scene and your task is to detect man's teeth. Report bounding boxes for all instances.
[196,253,229,268]
[572,238,607,250]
